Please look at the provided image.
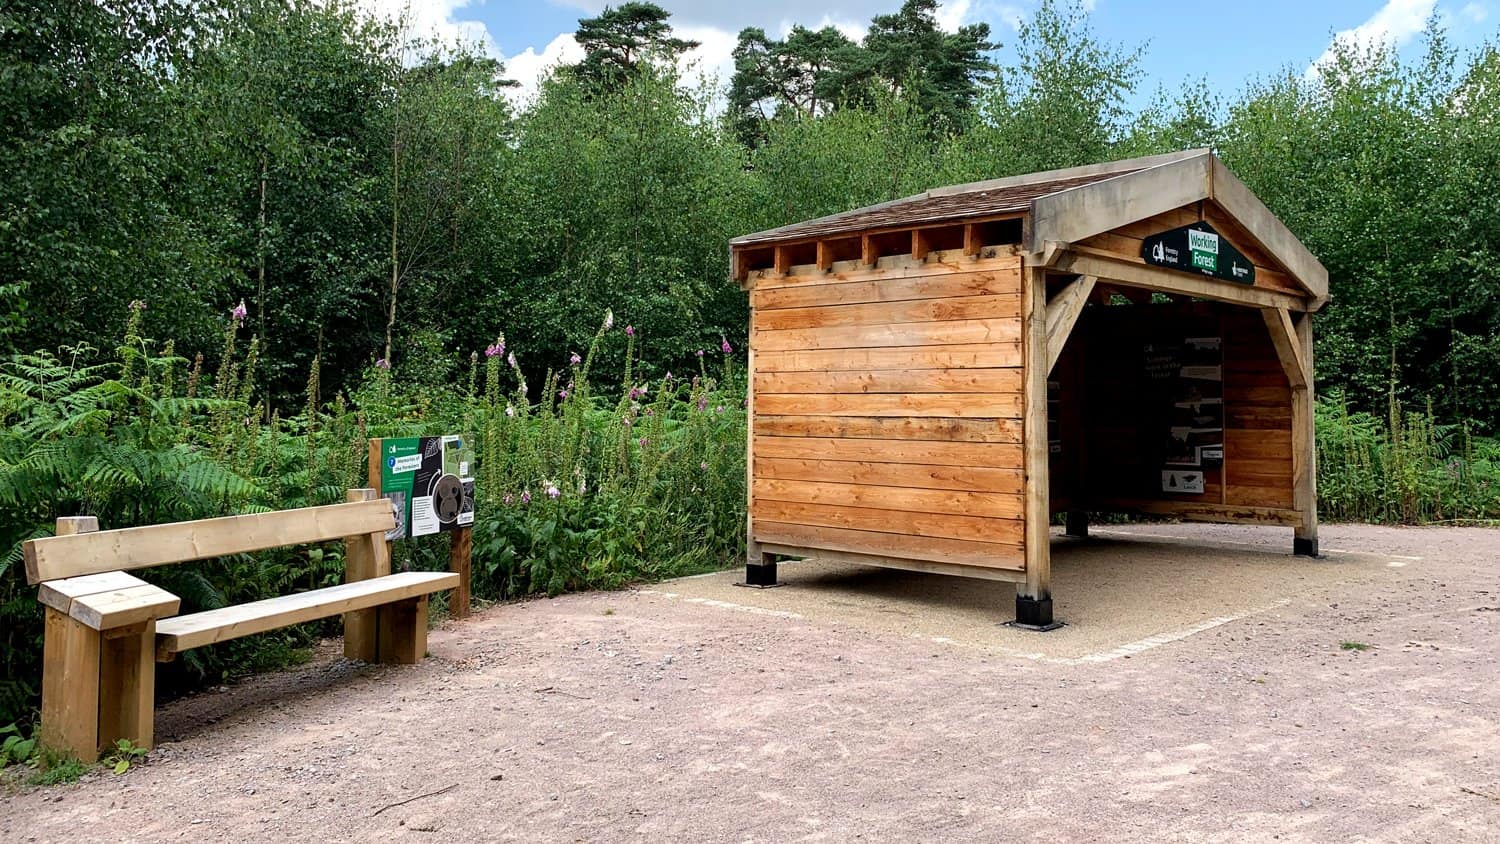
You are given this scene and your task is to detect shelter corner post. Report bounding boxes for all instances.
[1292,311,1319,557]
[742,291,777,588]
[1017,263,1058,629]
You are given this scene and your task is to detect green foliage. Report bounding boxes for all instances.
[1340,641,1373,652]
[570,2,699,95]
[103,739,148,775]
[1,723,36,766]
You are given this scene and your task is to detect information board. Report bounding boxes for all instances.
[376,435,475,540]
[1142,222,1256,285]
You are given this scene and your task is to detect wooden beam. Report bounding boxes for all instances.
[815,241,833,272]
[1260,307,1309,390]
[746,305,762,568]
[860,234,877,267]
[1292,312,1319,552]
[1044,275,1096,373]
[758,544,1026,583]
[963,223,980,257]
[912,229,930,261]
[1029,153,1213,253]
[1086,499,1304,527]
[1056,248,1309,311]
[1209,157,1329,307]
[1020,264,1052,608]
[24,499,395,584]
[773,245,792,275]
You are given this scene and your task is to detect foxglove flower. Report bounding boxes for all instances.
[545,482,560,499]
[721,338,732,354]
[569,352,581,365]
[603,310,614,330]
[375,358,390,370]
[520,490,531,504]
[507,351,518,368]
[505,404,515,417]
[695,349,704,358]
[625,325,635,337]
[231,300,247,322]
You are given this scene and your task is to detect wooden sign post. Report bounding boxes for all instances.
[368,438,473,620]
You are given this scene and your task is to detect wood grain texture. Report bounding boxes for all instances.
[754,478,1024,519]
[752,270,1017,310]
[754,521,1024,570]
[157,571,457,656]
[754,294,1020,331]
[68,584,179,631]
[755,436,1022,468]
[754,318,1022,351]
[755,368,1021,395]
[753,499,1023,545]
[754,415,1022,443]
[40,607,102,762]
[759,543,1025,583]
[750,250,1020,290]
[754,457,1024,493]
[754,392,1023,419]
[25,499,395,584]
[755,344,1021,372]
[1021,264,1052,599]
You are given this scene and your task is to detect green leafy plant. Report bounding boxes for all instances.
[103,739,149,775]
[1,723,36,766]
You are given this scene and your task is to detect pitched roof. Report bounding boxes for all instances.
[730,149,1204,247]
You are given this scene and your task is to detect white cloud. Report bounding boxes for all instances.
[1307,0,1437,77]
[358,0,501,60]
[501,32,584,106]
[1462,2,1489,22]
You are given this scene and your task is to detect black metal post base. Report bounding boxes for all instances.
[1006,594,1064,631]
[1293,536,1320,558]
[737,561,782,589]
[1065,511,1089,538]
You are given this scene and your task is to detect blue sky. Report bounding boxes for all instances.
[364,0,1497,107]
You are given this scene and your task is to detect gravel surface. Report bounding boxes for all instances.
[1,523,1496,843]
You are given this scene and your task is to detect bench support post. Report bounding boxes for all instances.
[40,607,103,762]
[98,620,157,753]
[343,489,391,662]
[377,596,428,664]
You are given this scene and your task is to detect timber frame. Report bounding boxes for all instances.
[733,150,1327,627]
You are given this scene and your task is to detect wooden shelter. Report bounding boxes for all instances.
[730,150,1327,628]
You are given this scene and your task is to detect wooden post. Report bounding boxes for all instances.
[377,596,427,664]
[744,302,774,586]
[97,620,156,752]
[1292,312,1319,556]
[448,526,471,619]
[39,516,103,761]
[343,487,388,661]
[1017,264,1057,628]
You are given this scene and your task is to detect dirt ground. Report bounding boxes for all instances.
[2,523,1498,843]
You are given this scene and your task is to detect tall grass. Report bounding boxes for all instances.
[1317,390,1500,523]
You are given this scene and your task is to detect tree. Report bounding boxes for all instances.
[853,0,997,134]
[727,25,862,145]
[571,2,698,94]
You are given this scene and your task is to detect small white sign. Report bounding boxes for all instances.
[391,454,423,474]
[1162,470,1205,494]
[409,495,440,536]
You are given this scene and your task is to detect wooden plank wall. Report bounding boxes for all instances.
[1067,302,1294,512]
[749,252,1027,572]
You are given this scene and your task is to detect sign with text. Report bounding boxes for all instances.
[376,435,475,540]
[1141,222,1256,285]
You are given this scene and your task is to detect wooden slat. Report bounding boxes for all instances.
[754,416,1022,444]
[753,250,1021,290]
[755,368,1021,395]
[754,393,1023,419]
[755,522,1024,571]
[760,543,1024,583]
[756,343,1021,373]
[25,499,396,584]
[1260,307,1309,390]
[753,500,1023,545]
[156,571,457,656]
[754,294,1021,331]
[754,318,1021,352]
[755,436,1023,469]
[37,571,147,615]
[755,478,1023,519]
[1224,431,1292,459]
[69,584,180,631]
[755,457,1024,493]
[1224,485,1295,509]
[752,269,1018,311]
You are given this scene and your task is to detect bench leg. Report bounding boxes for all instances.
[98,621,157,753]
[40,607,102,763]
[377,596,428,664]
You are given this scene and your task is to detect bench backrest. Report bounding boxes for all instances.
[23,493,395,585]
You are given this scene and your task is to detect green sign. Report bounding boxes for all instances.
[1141,222,1256,285]
[377,435,475,540]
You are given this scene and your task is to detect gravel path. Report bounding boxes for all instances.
[2,524,1497,842]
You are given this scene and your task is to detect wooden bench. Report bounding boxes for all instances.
[22,488,458,762]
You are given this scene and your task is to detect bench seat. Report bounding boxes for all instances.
[155,571,458,657]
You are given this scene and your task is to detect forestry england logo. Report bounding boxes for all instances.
[1187,228,1219,271]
